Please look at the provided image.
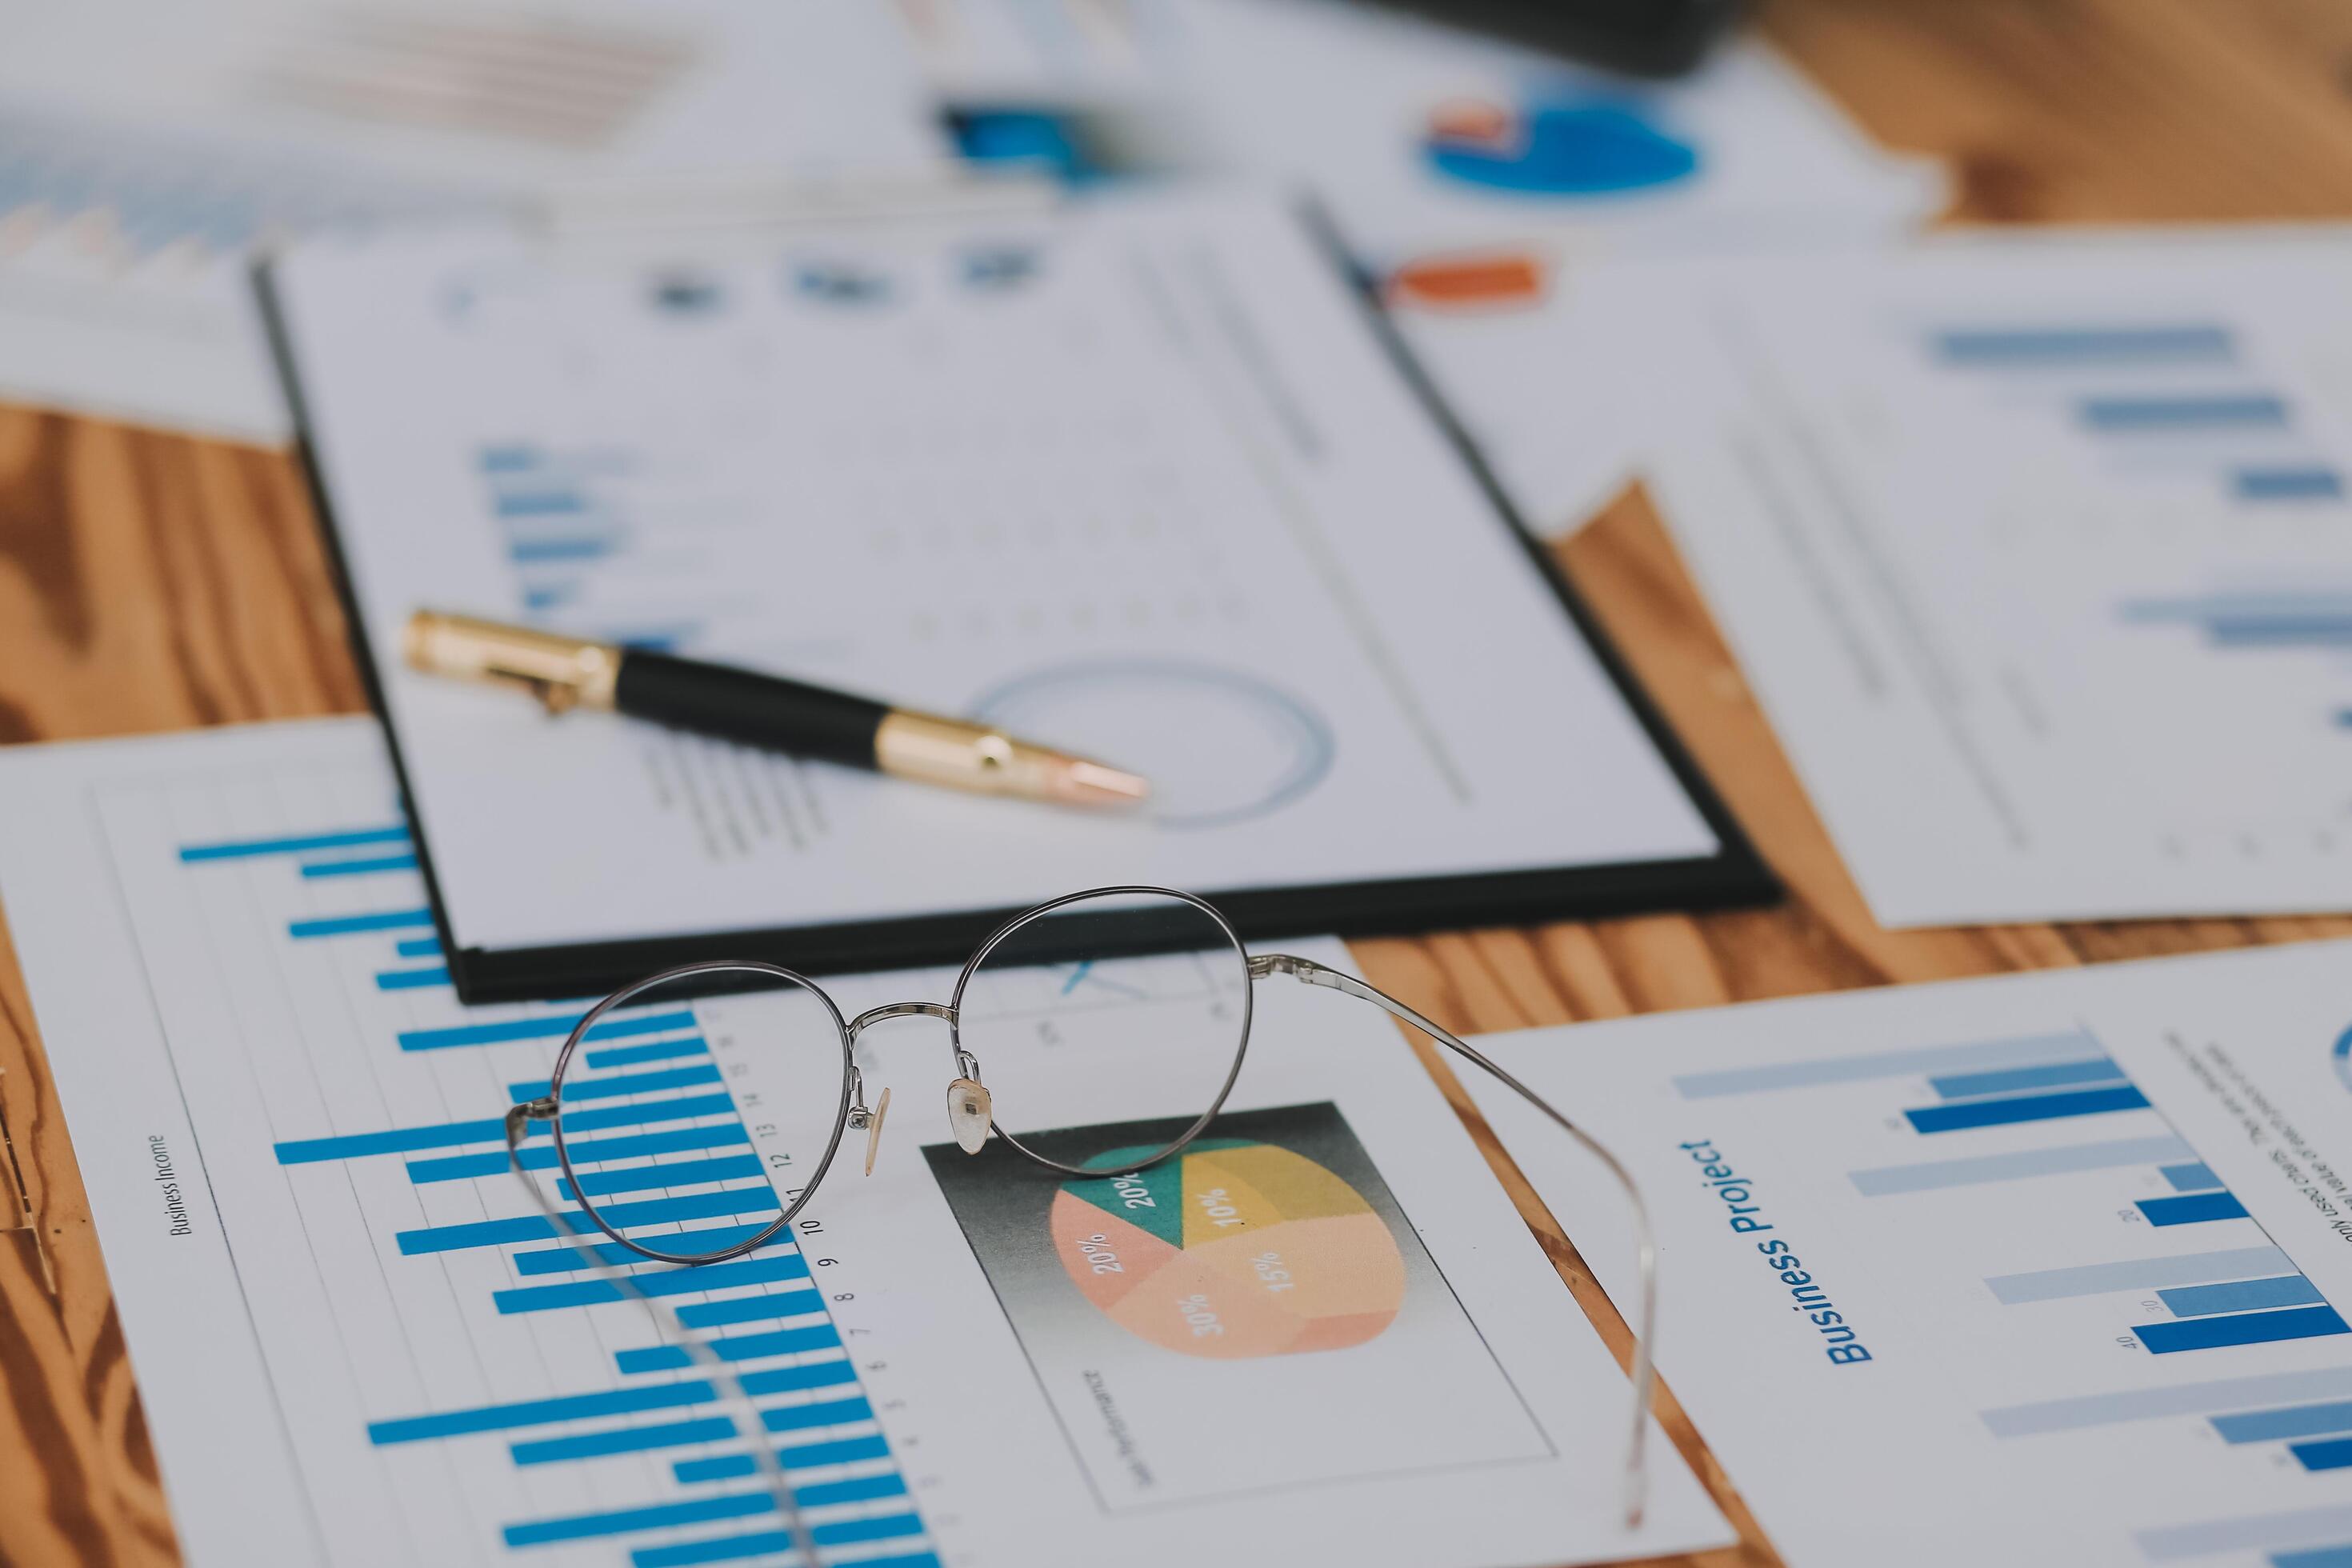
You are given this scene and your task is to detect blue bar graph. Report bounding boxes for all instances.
[2274,1547,2352,1568]
[1930,325,2233,366]
[1928,1058,2126,1100]
[1849,1135,2194,1197]
[406,1122,748,1182]
[288,908,433,939]
[302,853,418,878]
[1986,1246,2291,1306]
[495,490,587,516]
[2236,467,2344,502]
[179,826,409,862]
[677,1289,824,1329]
[2078,394,2288,430]
[504,1493,773,1549]
[1904,1084,2149,1134]
[402,1007,698,1054]
[1676,1030,2101,1098]
[396,1189,778,1255]
[276,1118,509,1164]
[2139,1191,2251,1227]
[2134,1306,2350,1355]
[513,1416,738,1465]
[371,1380,719,1443]
[2160,1277,2326,1318]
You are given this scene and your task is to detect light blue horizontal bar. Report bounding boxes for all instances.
[2236,467,2343,502]
[180,826,408,862]
[512,1416,735,1466]
[1929,1058,2126,1100]
[492,1253,806,1314]
[510,1062,721,1105]
[289,908,433,939]
[1850,1135,2194,1196]
[479,445,538,472]
[394,935,442,958]
[375,966,450,991]
[678,1289,823,1329]
[1986,1246,2290,1305]
[276,1118,506,1164]
[2218,1401,2352,1445]
[2080,394,2288,430]
[2138,1504,2352,1560]
[506,1492,770,1548]
[673,1434,892,1484]
[371,1379,715,1444]
[1930,326,2232,366]
[514,1222,782,1275]
[1990,1368,2352,1438]
[402,1006,697,1054]
[2162,1276,2326,1318]
[1675,1031,2101,1098]
[301,853,417,878]
[408,1124,748,1184]
[558,1153,766,1199]
[2162,1162,2223,1192]
[585,1037,710,1070]
[618,1324,841,1373]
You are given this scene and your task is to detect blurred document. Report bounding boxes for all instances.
[270,190,1726,961]
[0,714,1730,1568]
[1639,232,2352,926]
[1466,940,2352,1567]
[0,0,946,442]
[906,0,1944,534]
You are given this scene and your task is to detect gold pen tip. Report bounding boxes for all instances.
[1058,758,1152,808]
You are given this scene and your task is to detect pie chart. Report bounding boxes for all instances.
[1050,1138,1406,1359]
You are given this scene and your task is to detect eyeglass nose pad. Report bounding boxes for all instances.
[851,1086,891,1177]
[947,1076,992,1154]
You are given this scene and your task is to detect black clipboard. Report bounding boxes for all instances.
[258,204,1774,1005]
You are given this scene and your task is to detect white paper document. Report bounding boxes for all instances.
[268,190,1727,961]
[0,715,1730,1568]
[1466,941,2352,1568]
[1635,232,2352,926]
[0,0,948,442]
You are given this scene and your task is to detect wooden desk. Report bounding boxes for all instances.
[8,2,2352,1561]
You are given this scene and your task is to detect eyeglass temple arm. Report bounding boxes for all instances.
[1248,952,1658,1530]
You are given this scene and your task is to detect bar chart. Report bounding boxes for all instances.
[170,815,936,1568]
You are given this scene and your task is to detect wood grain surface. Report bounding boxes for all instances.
[7,2,2352,1562]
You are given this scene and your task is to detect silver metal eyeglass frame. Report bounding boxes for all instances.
[502,885,1660,1552]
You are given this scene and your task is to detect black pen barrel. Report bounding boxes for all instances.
[612,650,888,769]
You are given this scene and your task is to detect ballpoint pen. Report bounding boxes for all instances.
[403,610,1150,809]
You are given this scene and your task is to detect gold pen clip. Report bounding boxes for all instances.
[404,610,622,716]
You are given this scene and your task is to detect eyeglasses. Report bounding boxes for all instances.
[502,886,1658,1552]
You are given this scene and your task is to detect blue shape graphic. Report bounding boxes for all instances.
[1426,97,1698,196]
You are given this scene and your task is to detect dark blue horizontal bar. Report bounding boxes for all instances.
[408,1123,748,1184]
[2161,1162,2222,1192]
[736,1362,858,1398]
[1928,1058,2126,1100]
[762,1397,870,1434]
[552,1093,738,1136]
[289,908,432,938]
[618,1323,839,1373]
[395,935,442,958]
[506,1491,773,1547]
[2235,467,2343,501]
[2079,394,2288,430]
[376,966,450,991]
[630,1514,922,1568]
[2138,1191,2250,1227]
[511,1062,721,1105]
[673,1434,892,1484]
[370,1379,714,1444]
[2294,1438,2352,1473]
[514,1222,781,1275]
[1906,1084,2150,1134]
[402,1006,697,1054]
[1931,326,2232,366]
[585,1038,710,1070]
[2138,1306,2349,1354]
[493,1254,806,1314]
[396,1188,778,1255]
[181,826,408,862]
[558,1153,766,1199]
[2272,1546,2352,1568]
[276,1117,507,1164]
[2214,1399,2352,1444]
[301,853,417,878]
[678,1289,823,1329]
[513,1416,736,1466]
[2161,1276,2325,1318]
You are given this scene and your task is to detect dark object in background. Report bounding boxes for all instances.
[1367,0,1744,78]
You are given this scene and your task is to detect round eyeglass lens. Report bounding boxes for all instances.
[951,889,1251,1174]
[546,962,852,1265]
